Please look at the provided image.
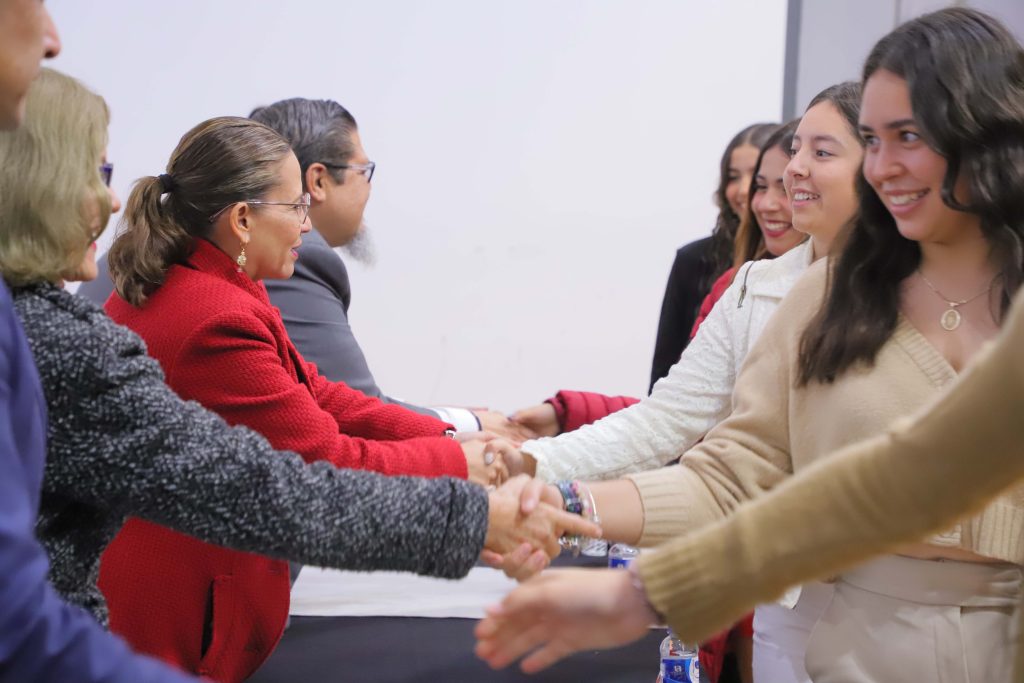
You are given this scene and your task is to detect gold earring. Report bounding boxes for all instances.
[236,242,247,272]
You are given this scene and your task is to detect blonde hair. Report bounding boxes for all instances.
[0,68,110,285]
[108,116,291,306]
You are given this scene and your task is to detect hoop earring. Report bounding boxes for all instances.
[236,242,247,272]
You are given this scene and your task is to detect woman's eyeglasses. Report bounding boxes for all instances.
[209,192,312,224]
[99,162,113,187]
[321,160,375,183]
[246,192,312,223]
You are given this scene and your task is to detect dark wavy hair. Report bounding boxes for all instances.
[806,81,861,140]
[705,123,779,288]
[799,8,1024,385]
[249,98,358,191]
[731,120,799,270]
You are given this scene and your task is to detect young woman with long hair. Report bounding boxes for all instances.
[484,8,1024,681]
[648,122,778,387]
[503,82,861,490]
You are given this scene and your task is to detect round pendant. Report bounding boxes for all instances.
[941,308,962,331]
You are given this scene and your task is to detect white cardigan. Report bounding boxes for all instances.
[525,241,815,482]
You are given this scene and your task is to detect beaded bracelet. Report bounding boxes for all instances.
[556,480,584,515]
[555,480,600,556]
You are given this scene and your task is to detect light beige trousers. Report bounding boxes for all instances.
[803,555,1021,683]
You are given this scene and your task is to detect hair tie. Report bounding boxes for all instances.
[158,173,176,193]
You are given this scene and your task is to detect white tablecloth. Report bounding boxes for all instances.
[289,566,518,619]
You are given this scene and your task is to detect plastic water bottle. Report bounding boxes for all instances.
[607,543,639,569]
[581,536,609,557]
[655,630,700,682]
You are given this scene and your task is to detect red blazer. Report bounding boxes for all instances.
[99,239,466,683]
[689,266,736,339]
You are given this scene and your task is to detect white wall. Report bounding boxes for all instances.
[50,0,787,411]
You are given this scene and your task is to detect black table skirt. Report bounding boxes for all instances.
[248,554,665,682]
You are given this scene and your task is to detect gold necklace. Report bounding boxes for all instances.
[917,270,997,331]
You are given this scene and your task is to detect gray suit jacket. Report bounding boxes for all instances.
[264,230,438,417]
[81,235,437,418]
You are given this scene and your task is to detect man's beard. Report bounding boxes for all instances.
[341,222,377,266]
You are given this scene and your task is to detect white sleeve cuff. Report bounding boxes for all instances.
[432,406,481,432]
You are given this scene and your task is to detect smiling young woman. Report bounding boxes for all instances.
[486,8,1024,678]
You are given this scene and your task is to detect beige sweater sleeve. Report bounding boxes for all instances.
[625,265,822,545]
[636,289,1024,646]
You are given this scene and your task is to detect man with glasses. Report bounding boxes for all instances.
[0,2,195,680]
[248,98,528,440]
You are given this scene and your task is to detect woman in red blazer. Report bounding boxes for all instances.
[100,117,507,682]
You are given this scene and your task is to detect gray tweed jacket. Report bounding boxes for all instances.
[13,283,487,627]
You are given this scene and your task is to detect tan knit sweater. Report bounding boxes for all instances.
[628,258,1024,560]
[634,281,1024,663]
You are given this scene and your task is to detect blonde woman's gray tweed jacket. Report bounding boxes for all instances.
[13,282,487,627]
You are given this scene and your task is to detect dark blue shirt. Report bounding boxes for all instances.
[0,281,194,683]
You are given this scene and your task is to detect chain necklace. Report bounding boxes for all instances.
[917,270,998,331]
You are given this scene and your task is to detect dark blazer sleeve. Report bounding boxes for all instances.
[0,288,195,683]
[649,237,715,392]
[264,237,438,418]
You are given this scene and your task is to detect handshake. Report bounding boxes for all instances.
[478,475,599,581]
[457,404,558,487]
[449,406,596,580]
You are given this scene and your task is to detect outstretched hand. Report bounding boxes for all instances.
[480,477,563,579]
[474,409,542,445]
[482,438,536,478]
[509,402,560,438]
[474,568,656,673]
[483,476,600,573]
[463,438,509,487]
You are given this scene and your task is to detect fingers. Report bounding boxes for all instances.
[487,452,509,486]
[519,550,550,581]
[487,440,527,477]
[474,410,531,445]
[520,639,578,674]
[479,618,554,670]
[509,403,559,438]
[549,505,602,539]
[505,545,550,581]
[479,549,505,568]
[456,430,497,444]
[518,478,545,514]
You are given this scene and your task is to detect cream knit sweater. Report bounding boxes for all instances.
[635,285,1024,665]
[627,259,1024,567]
[523,242,815,481]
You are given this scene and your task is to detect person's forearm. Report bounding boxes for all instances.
[588,479,645,545]
[60,373,486,578]
[637,293,1024,644]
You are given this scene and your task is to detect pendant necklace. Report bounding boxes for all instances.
[917,270,998,331]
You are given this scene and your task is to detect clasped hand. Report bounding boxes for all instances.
[482,475,601,578]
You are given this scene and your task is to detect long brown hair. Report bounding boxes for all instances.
[731,120,799,270]
[108,116,291,306]
[706,123,778,285]
[798,8,1024,385]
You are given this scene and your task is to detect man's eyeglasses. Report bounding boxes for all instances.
[209,192,312,224]
[321,160,375,183]
[99,162,114,187]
